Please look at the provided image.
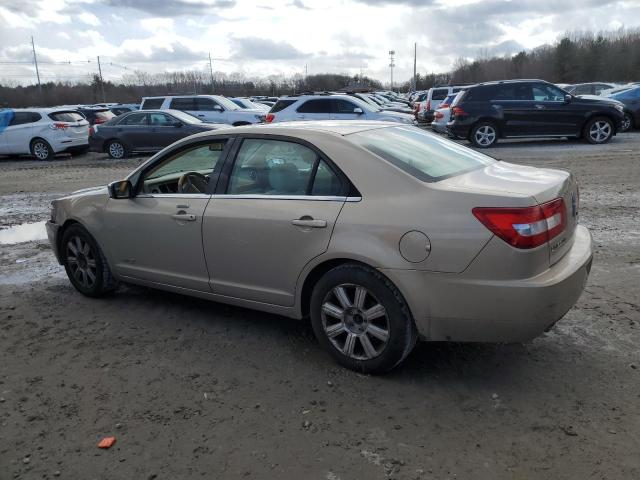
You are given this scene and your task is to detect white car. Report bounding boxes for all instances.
[140,95,265,126]
[230,97,270,112]
[417,85,468,123]
[265,94,415,124]
[0,108,89,160]
[430,94,458,134]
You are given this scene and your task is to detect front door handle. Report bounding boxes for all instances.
[291,217,327,228]
[534,104,546,109]
[172,213,196,222]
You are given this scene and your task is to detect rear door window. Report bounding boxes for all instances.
[141,98,164,110]
[120,113,148,125]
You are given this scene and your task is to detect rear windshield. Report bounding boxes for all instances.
[49,111,85,122]
[269,100,296,113]
[348,126,494,182]
[95,111,116,121]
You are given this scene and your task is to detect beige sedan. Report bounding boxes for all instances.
[47,122,593,373]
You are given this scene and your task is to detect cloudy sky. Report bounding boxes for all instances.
[0,0,639,85]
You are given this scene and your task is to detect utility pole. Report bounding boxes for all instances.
[31,36,42,99]
[97,56,106,103]
[388,50,395,91]
[413,42,417,91]
[208,52,215,93]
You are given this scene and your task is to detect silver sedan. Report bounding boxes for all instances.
[47,121,593,373]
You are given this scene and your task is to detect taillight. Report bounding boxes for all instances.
[451,106,467,116]
[89,126,95,136]
[426,100,431,111]
[434,111,444,119]
[440,103,449,109]
[265,113,275,123]
[49,122,68,130]
[472,198,567,249]
[94,118,106,125]
[414,103,421,112]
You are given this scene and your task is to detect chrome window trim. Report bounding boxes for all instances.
[133,193,361,202]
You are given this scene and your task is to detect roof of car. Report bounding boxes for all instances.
[472,79,546,87]
[203,120,400,137]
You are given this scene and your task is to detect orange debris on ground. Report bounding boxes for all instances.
[97,436,116,449]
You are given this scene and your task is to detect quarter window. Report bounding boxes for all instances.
[227,139,342,196]
[141,98,164,110]
[9,112,41,126]
[140,141,227,195]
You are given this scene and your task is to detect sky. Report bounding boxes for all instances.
[0,0,639,85]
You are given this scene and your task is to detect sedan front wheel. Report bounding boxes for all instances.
[310,263,417,374]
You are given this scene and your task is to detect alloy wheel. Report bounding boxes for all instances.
[321,283,390,361]
[109,142,124,159]
[589,120,611,143]
[66,236,97,289]
[621,114,632,132]
[33,141,50,160]
[474,125,496,146]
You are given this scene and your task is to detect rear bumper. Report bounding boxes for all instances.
[46,220,62,264]
[446,122,471,139]
[381,225,593,342]
[88,136,104,153]
[50,136,88,153]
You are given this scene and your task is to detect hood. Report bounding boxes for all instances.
[194,122,231,130]
[573,95,623,107]
[70,185,108,196]
[235,108,265,115]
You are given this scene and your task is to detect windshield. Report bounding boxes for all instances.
[348,126,495,182]
[348,96,377,113]
[214,96,241,111]
[356,95,382,111]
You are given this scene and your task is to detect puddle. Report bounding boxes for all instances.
[0,221,47,245]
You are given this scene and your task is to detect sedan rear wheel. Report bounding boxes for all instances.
[310,263,417,374]
[585,117,614,144]
[470,122,498,148]
[107,140,127,159]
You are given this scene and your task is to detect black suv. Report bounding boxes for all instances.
[447,80,625,147]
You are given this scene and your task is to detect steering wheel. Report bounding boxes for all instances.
[177,171,208,194]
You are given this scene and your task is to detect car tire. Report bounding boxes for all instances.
[107,140,128,159]
[61,224,118,297]
[470,121,498,148]
[310,263,417,374]
[584,116,614,144]
[30,138,54,161]
[620,112,633,132]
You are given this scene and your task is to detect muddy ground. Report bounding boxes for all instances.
[1,134,639,480]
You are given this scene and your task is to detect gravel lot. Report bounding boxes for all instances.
[1,133,639,480]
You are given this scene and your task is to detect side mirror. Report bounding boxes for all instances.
[353,107,364,114]
[564,94,572,103]
[108,180,133,199]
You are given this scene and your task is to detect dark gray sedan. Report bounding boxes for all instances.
[89,109,229,158]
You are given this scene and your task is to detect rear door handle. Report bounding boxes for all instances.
[534,104,546,109]
[172,213,196,222]
[291,218,327,228]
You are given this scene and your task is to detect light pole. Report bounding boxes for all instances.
[388,50,395,91]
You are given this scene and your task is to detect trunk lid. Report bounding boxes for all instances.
[439,161,579,266]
